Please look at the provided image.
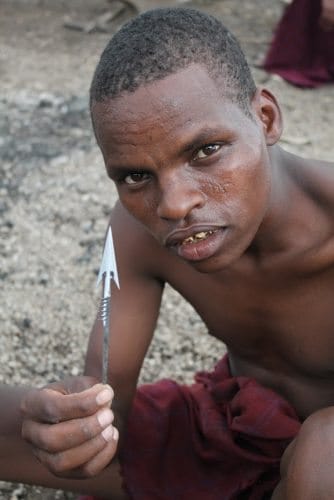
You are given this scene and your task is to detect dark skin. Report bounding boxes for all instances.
[0,63,333,499]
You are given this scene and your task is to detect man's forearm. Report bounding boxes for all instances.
[0,384,37,483]
[0,384,31,435]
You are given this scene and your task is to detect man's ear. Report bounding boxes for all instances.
[251,88,283,145]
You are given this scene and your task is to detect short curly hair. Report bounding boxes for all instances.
[90,7,256,113]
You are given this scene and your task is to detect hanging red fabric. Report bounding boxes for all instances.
[263,0,334,87]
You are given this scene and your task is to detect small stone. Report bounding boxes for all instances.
[22,317,31,329]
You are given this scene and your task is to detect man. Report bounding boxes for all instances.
[0,7,334,499]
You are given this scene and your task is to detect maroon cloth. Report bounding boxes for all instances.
[263,0,334,87]
[117,356,301,499]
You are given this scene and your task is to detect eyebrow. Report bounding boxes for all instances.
[106,125,227,175]
[181,126,226,154]
[107,164,149,180]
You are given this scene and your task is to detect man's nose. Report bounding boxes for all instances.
[156,176,205,221]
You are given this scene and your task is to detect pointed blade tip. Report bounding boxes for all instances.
[96,226,120,289]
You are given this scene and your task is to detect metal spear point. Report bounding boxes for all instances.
[96,226,120,383]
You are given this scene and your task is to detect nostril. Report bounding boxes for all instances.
[157,189,205,221]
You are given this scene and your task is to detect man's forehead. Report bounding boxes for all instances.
[92,64,230,111]
[92,99,255,165]
[91,66,239,132]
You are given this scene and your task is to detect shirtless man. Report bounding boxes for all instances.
[0,7,334,499]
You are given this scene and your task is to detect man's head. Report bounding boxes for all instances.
[90,8,283,272]
[90,7,256,115]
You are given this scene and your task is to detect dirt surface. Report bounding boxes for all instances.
[0,0,333,498]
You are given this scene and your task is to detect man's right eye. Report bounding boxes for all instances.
[123,172,150,185]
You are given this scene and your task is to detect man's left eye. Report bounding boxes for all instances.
[195,144,221,159]
[123,172,150,185]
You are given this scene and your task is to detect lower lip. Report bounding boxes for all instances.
[175,229,227,262]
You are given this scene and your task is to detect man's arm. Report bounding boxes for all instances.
[0,205,164,494]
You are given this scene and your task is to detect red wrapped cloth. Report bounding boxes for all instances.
[263,0,334,87]
[116,356,301,499]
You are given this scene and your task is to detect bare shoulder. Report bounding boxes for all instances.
[299,157,334,268]
[300,157,334,209]
[280,151,334,272]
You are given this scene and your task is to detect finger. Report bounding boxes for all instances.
[22,407,114,452]
[21,384,114,423]
[81,427,120,477]
[47,376,99,395]
[32,425,119,478]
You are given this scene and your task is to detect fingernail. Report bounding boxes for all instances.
[101,424,114,442]
[96,387,113,405]
[97,408,113,428]
[112,426,119,442]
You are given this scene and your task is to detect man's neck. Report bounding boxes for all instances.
[248,146,330,264]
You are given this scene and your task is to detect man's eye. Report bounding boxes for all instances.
[195,144,221,160]
[123,172,149,185]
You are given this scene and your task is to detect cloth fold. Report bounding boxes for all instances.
[263,0,334,87]
[120,356,301,499]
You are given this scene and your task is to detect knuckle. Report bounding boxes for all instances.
[81,462,100,478]
[40,429,60,453]
[21,421,31,441]
[33,449,61,474]
[75,398,92,415]
[20,397,29,416]
[33,448,77,477]
[79,420,95,440]
[20,390,38,416]
[43,400,61,424]
[26,425,61,453]
[48,452,68,474]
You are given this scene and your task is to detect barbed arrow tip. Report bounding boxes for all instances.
[96,226,120,290]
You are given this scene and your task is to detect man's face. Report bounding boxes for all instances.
[92,64,274,273]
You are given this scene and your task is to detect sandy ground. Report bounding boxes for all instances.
[0,0,333,498]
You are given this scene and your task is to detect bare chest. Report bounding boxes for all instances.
[166,260,334,417]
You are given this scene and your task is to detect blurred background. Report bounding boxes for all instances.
[0,0,333,498]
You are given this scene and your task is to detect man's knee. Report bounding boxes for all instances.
[280,407,334,499]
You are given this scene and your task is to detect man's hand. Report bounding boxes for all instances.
[21,377,119,478]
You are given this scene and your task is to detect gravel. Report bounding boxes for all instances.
[1,0,333,498]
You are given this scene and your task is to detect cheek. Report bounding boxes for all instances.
[201,178,227,198]
[118,190,158,226]
[237,157,271,222]
[209,150,271,221]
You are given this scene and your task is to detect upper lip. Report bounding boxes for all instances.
[164,224,224,247]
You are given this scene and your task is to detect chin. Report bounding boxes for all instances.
[188,254,236,274]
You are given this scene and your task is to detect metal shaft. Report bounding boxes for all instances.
[101,298,110,384]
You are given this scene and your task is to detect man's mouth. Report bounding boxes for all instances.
[181,230,218,245]
[165,226,227,262]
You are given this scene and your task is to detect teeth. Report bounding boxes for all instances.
[182,230,215,245]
